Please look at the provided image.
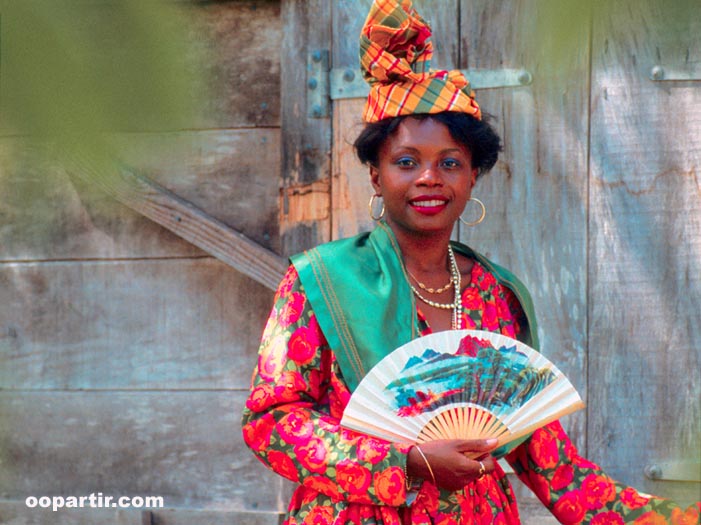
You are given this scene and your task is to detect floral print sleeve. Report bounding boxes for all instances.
[506,421,700,524]
[241,265,413,508]
[500,282,700,524]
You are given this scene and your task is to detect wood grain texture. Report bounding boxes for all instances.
[588,0,701,504]
[0,0,282,136]
[97,167,285,290]
[0,1,289,522]
[151,509,284,525]
[61,149,286,291]
[0,391,294,512]
[0,505,286,525]
[0,503,148,525]
[0,139,200,261]
[0,258,272,390]
[187,1,282,129]
[116,129,282,253]
[331,98,373,239]
[0,129,282,261]
[279,0,332,254]
[458,0,590,450]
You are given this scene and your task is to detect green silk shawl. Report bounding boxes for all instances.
[290,221,539,393]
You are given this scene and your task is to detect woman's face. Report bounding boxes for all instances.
[370,117,477,236]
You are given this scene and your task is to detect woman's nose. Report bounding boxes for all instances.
[417,165,442,185]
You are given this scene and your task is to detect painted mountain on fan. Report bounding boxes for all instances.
[384,335,556,417]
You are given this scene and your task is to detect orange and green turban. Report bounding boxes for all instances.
[360,0,481,123]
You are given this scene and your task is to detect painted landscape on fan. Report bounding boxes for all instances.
[341,330,584,455]
[385,334,556,418]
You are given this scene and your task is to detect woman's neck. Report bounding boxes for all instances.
[387,222,453,273]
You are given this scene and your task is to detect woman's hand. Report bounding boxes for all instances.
[407,439,499,492]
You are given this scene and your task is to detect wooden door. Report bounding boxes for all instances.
[587,0,701,504]
[325,0,700,513]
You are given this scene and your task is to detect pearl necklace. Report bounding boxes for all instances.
[409,245,463,330]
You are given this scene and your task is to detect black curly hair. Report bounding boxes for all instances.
[353,111,502,179]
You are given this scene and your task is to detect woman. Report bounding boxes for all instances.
[242,1,699,523]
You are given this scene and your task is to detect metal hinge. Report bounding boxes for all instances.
[649,63,701,81]
[307,50,533,119]
[644,461,701,482]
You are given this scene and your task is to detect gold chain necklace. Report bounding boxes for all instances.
[409,246,463,329]
[408,271,454,294]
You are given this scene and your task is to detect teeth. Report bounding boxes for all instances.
[413,200,445,207]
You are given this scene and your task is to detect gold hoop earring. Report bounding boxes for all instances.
[459,197,486,227]
[368,194,385,221]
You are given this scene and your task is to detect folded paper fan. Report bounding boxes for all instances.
[341,330,584,457]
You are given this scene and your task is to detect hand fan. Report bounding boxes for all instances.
[341,330,584,457]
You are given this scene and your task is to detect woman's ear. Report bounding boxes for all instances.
[370,165,381,194]
[469,168,478,190]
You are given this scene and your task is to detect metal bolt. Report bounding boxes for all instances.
[308,78,318,90]
[312,50,322,63]
[644,464,662,480]
[311,105,322,117]
[651,66,665,81]
[343,69,356,82]
[518,71,533,85]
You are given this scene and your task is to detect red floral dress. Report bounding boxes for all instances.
[242,263,700,525]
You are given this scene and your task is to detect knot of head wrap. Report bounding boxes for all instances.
[359,0,481,123]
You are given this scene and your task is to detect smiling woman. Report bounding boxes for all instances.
[241,0,700,524]
[372,118,476,233]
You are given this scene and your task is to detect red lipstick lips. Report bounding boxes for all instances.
[409,195,449,215]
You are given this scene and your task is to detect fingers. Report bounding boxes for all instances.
[473,455,497,480]
[454,437,499,456]
[455,439,498,479]
[413,439,500,490]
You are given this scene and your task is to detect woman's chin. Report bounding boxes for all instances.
[386,216,456,237]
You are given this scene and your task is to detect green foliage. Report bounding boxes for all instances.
[0,0,206,171]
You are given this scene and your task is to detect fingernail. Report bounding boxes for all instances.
[486,438,498,446]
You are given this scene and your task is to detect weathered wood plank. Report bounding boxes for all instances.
[0,258,272,390]
[116,128,282,254]
[0,1,282,135]
[279,0,332,254]
[0,139,200,261]
[88,164,286,291]
[0,504,287,525]
[588,0,701,504]
[459,0,590,452]
[0,503,148,525]
[332,99,373,239]
[0,391,294,512]
[0,129,282,261]
[188,1,282,129]
[151,509,283,525]
[514,502,559,525]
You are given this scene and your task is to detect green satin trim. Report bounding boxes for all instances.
[290,222,539,392]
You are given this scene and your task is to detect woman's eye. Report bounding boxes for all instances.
[395,157,417,168]
[441,159,461,169]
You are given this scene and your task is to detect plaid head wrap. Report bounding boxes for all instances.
[360,0,481,123]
